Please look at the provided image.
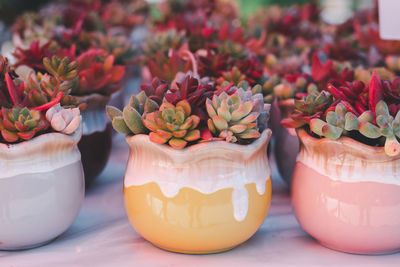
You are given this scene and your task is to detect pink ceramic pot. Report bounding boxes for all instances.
[274,99,298,185]
[292,129,400,255]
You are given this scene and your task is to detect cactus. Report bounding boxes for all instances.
[106,91,159,136]
[143,100,201,149]
[206,91,261,143]
[0,107,48,142]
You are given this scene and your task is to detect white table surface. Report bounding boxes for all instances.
[1,134,400,267]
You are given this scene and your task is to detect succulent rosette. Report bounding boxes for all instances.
[0,54,83,143]
[282,70,400,156]
[107,70,270,149]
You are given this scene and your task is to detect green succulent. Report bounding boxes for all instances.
[310,101,400,156]
[106,91,159,135]
[142,100,201,149]
[206,91,261,143]
[217,41,248,60]
[142,29,185,59]
[0,107,48,143]
[43,56,78,82]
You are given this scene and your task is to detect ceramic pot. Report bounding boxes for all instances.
[292,129,400,255]
[124,130,273,254]
[275,99,298,185]
[0,127,84,250]
[78,94,112,187]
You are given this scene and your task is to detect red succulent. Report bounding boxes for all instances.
[147,49,190,82]
[140,77,170,105]
[76,49,126,96]
[13,41,53,71]
[165,75,215,120]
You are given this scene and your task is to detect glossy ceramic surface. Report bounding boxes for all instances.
[275,99,298,186]
[79,94,112,187]
[124,130,273,254]
[292,129,400,255]
[0,129,84,250]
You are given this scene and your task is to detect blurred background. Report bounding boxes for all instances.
[0,0,375,25]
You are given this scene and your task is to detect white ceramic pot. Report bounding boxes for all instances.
[0,127,84,250]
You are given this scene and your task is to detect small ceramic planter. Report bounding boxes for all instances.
[292,129,400,255]
[79,94,112,187]
[275,99,298,185]
[0,127,84,250]
[124,129,272,254]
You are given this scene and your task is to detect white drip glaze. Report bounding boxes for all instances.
[0,126,82,179]
[125,129,272,222]
[297,129,400,185]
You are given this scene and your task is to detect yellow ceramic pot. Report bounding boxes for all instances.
[124,129,272,254]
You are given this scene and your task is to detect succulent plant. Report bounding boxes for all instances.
[106,91,159,135]
[90,33,135,65]
[0,106,48,142]
[140,77,170,105]
[217,66,246,85]
[206,91,261,143]
[281,89,332,129]
[309,101,400,156]
[143,100,201,149]
[142,29,185,60]
[13,41,53,72]
[45,103,81,135]
[147,49,190,83]
[165,75,215,120]
[75,49,126,96]
[22,56,84,110]
[101,0,148,30]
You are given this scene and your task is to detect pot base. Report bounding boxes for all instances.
[318,241,400,256]
[155,244,236,255]
[0,237,56,251]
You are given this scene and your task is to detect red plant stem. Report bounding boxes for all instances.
[340,100,360,116]
[5,73,20,105]
[32,92,64,111]
[355,101,367,114]
[339,86,358,100]
[327,84,351,102]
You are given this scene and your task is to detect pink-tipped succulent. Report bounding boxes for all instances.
[282,70,400,156]
[0,107,49,143]
[143,100,201,149]
[46,103,81,135]
[206,89,262,143]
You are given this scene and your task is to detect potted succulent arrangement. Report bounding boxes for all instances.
[9,0,132,186]
[272,52,356,184]
[282,69,400,255]
[0,55,84,250]
[106,67,272,253]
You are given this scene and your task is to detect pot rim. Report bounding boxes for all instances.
[297,128,400,160]
[126,129,272,157]
[0,125,82,157]
[78,93,110,110]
